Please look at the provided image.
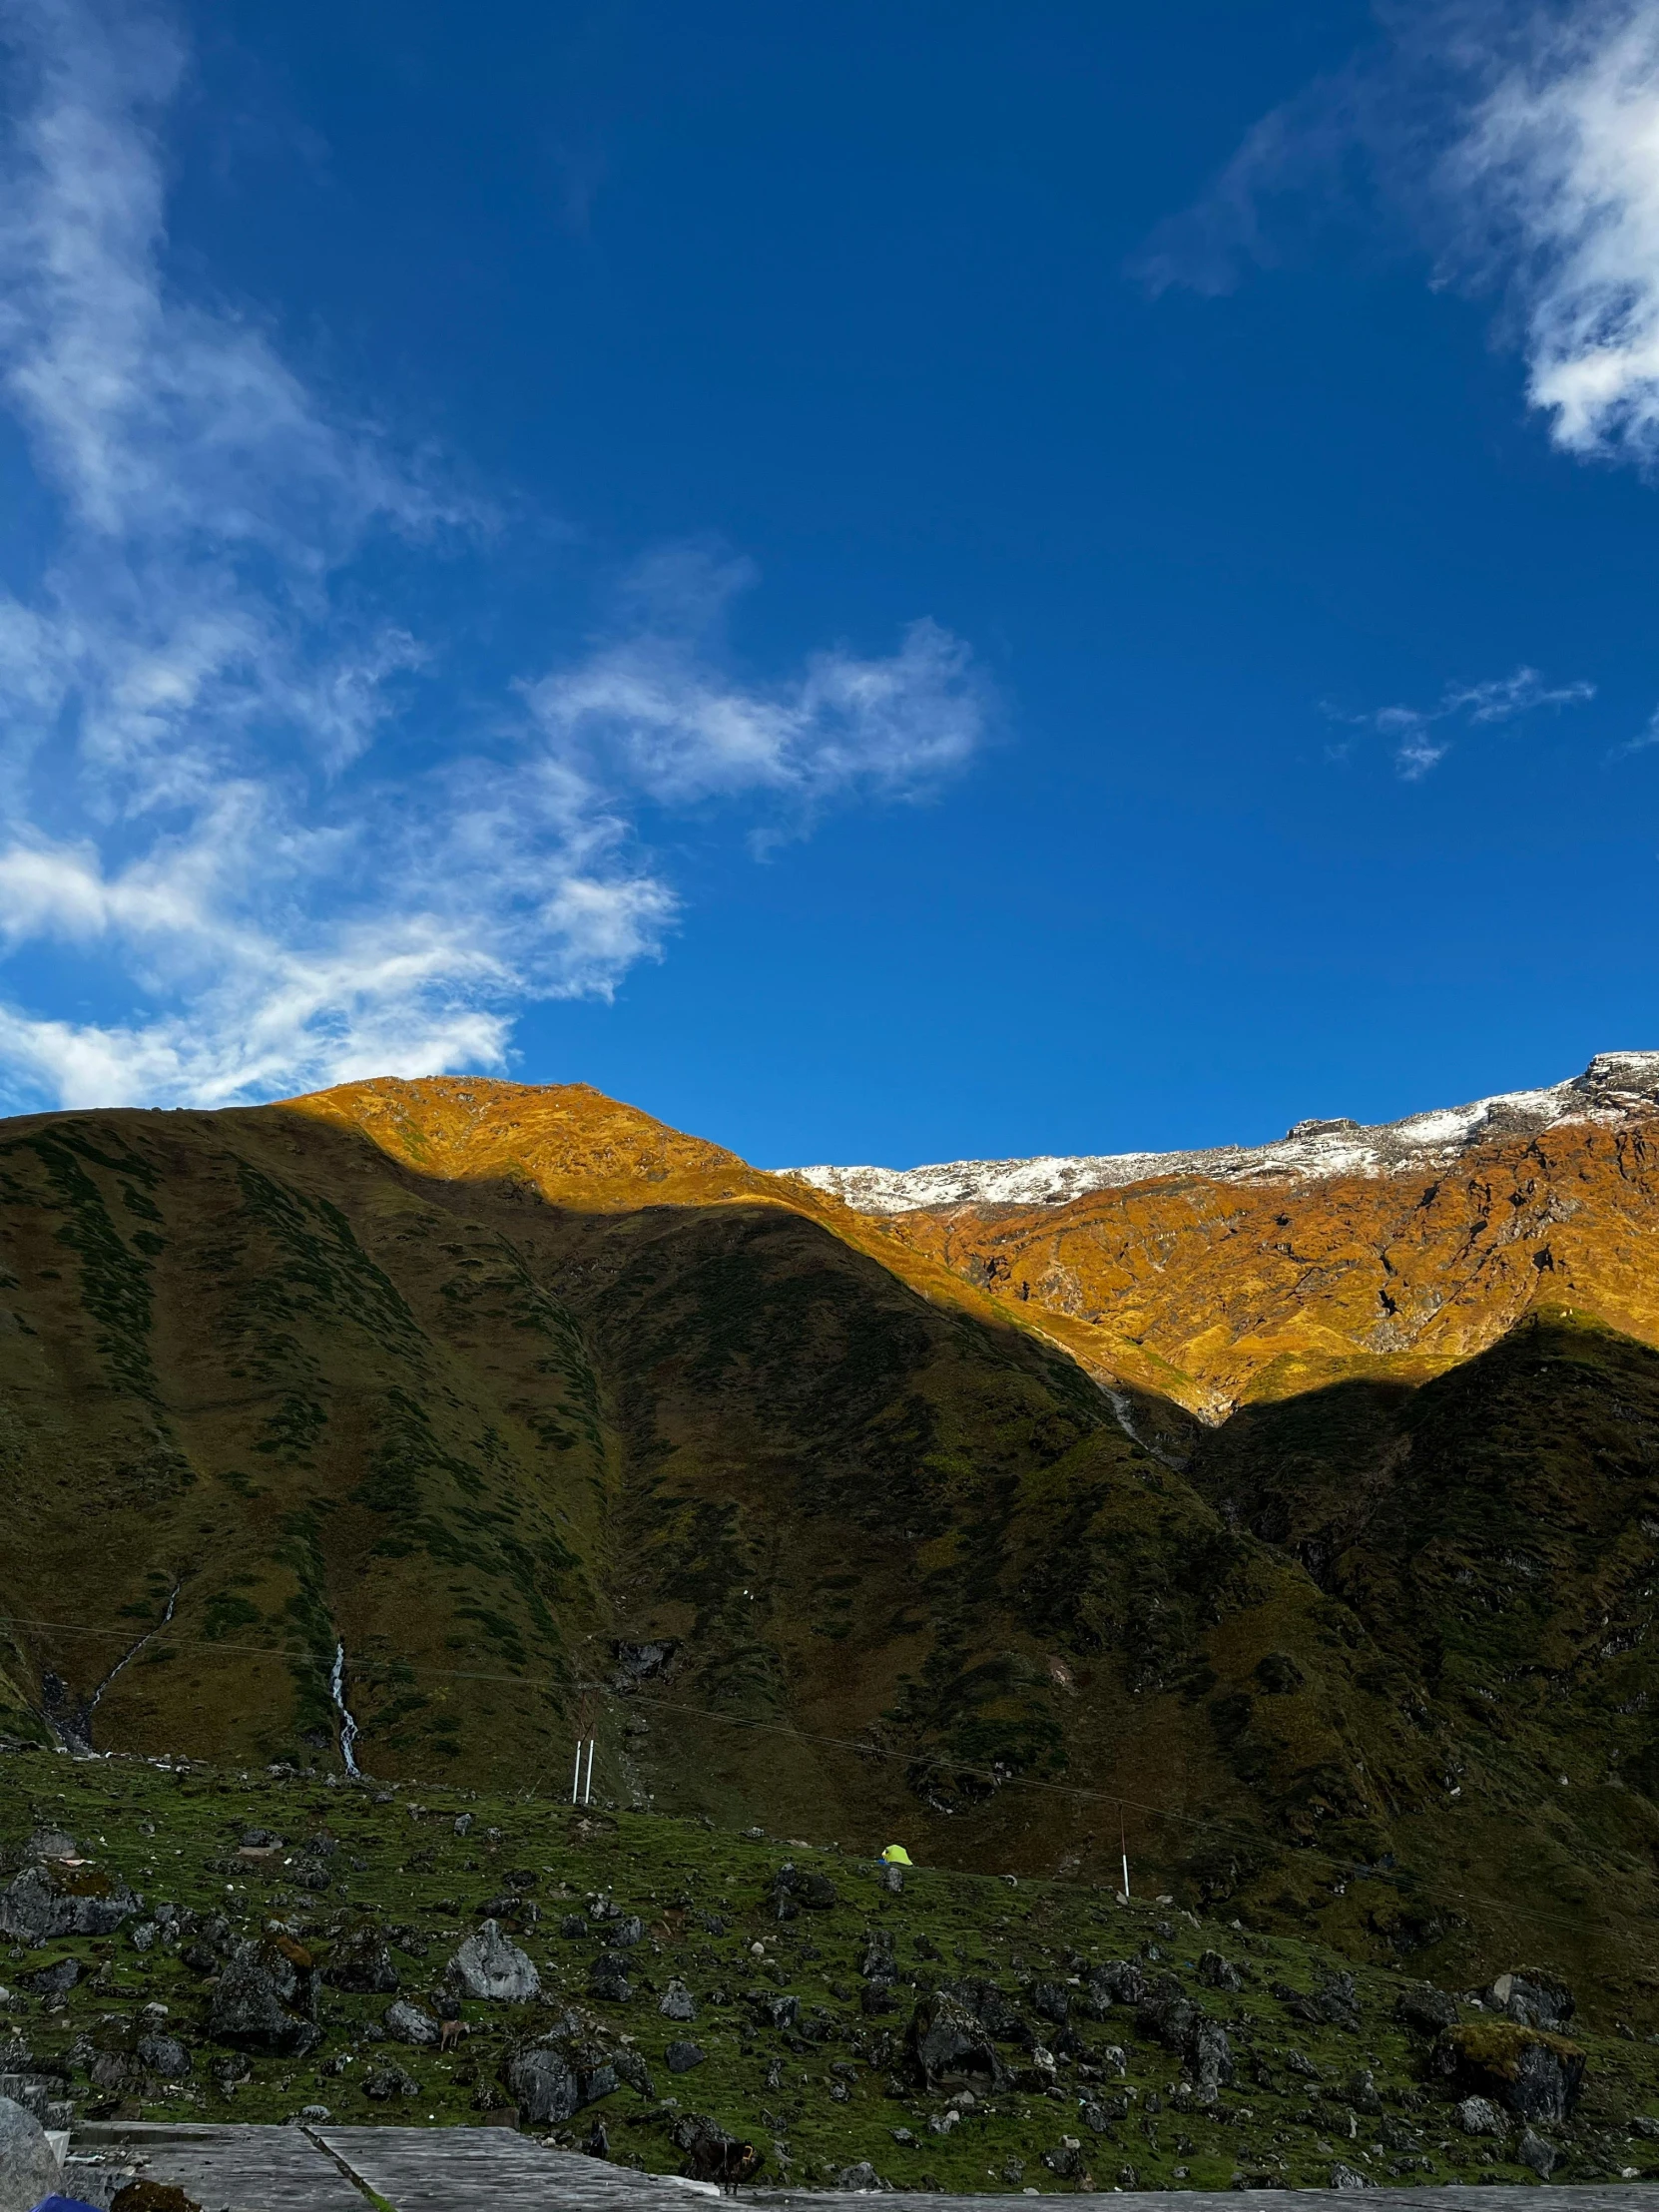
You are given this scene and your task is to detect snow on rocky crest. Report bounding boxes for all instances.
[780,1052,1659,1214]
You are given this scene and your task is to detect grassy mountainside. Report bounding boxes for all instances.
[4,1080,1659,2022]
[6,1748,1659,2192]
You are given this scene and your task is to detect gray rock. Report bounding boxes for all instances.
[1517,2126,1559,2177]
[836,2160,883,2190]
[323,1920,399,1994]
[450,1920,541,2003]
[384,1999,442,2047]
[906,1989,1006,2092]
[0,1861,137,1941]
[1031,1980,1070,2025]
[606,1915,644,1948]
[503,2039,619,2126]
[0,2093,58,2212]
[25,1958,78,2000]
[754,1993,800,2031]
[23,1831,75,1863]
[587,1953,632,2004]
[1484,1970,1574,2031]
[453,1813,473,1837]
[858,1930,895,1978]
[1395,1983,1460,2037]
[137,2032,192,2078]
[659,1981,696,2022]
[1347,2066,1383,2115]
[1081,1959,1145,2016]
[1198,1950,1242,1991]
[877,1863,903,1894]
[209,1934,323,2058]
[1632,2115,1659,2139]
[666,2041,706,2074]
[362,2062,420,2099]
[1330,2161,1372,2189]
[1458,2095,1506,2136]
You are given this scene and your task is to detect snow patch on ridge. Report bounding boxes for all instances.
[780,1052,1659,1214]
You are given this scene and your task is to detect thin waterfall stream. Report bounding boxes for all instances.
[330,1641,361,1778]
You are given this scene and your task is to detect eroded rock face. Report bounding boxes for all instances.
[450,1920,540,2003]
[208,1933,323,2058]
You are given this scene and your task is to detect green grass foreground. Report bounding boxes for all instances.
[6,1747,1659,2190]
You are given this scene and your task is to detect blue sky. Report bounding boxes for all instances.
[1,0,1657,1167]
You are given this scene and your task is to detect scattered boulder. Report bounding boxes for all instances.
[753,1993,800,2032]
[1329,2162,1371,2189]
[502,2032,619,2126]
[24,1829,77,1862]
[835,2160,882,2191]
[1517,2127,1559,2178]
[1346,2066,1382,2116]
[1481,1969,1574,2031]
[1031,1980,1070,2026]
[137,2032,192,2079]
[605,1916,643,1949]
[1080,1959,1145,2016]
[659,1981,696,2022]
[1394,1983,1460,2038]
[0,1860,138,1941]
[587,1952,631,2004]
[670,2114,763,2186]
[208,1933,323,2058]
[770,1863,838,1921]
[1136,1976,1233,2101]
[1198,1950,1242,1991]
[1435,2021,1586,2123]
[0,2093,58,2212]
[362,2063,420,2100]
[1042,2140,1086,2179]
[906,1990,1006,2093]
[25,1958,78,2001]
[858,1930,895,1978]
[450,1921,540,2004]
[322,1920,399,1994]
[666,2041,706,2074]
[1457,2096,1506,2136]
[384,1999,441,2048]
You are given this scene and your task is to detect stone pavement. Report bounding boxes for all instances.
[63,2124,1659,2211]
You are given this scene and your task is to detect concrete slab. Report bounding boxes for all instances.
[317,2124,703,2210]
[71,2121,371,2212]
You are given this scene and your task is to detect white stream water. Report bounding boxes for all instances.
[329,1642,361,1778]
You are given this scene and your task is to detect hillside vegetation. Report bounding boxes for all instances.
[3,1080,1659,2025]
[3,1749,1657,2192]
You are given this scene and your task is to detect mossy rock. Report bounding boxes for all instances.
[1435,2019,1587,2121]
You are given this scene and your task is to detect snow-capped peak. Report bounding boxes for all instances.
[779,1052,1659,1214]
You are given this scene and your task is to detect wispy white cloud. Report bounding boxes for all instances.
[528,545,987,819]
[1139,0,1659,471]
[0,0,986,1111]
[1330,664,1595,778]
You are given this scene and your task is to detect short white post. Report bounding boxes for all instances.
[571,1743,582,1805]
[583,1737,595,1806]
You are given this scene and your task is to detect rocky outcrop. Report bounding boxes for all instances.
[1433,2021,1586,2122]
[208,1933,323,2058]
[0,1860,138,1941]
[906,1989,1007,2092]
[449,1920,540,2003]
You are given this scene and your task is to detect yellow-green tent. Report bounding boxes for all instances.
[880,1844,913,1866]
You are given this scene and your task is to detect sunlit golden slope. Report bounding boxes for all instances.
[873,1116,1659,1414]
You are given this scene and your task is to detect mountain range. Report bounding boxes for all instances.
[4,1056,1659,2019]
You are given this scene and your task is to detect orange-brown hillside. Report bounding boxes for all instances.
[874,1115,1659,1415]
